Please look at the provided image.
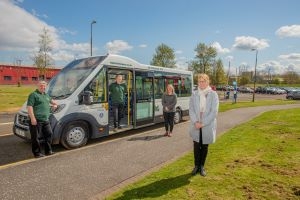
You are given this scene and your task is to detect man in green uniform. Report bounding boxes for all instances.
[27,81,57,158]
[109,74,127,129]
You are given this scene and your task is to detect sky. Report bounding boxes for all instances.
[1,0,300,76]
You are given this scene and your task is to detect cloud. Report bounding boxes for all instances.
[233,36,269,50]
[31,9,48,19]
[276,25,300,38]
[0,0,49,51]
[226,56,234,61]
[139,44,147,48]
[105,40,133,54]
[260,59,300,74]
[278,53,300,61]
[175,50,183,54]
[211,42,230,54]
[0,0,89,65]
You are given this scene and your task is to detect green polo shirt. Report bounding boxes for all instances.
[109,82,127,104]
[27,89,52,121]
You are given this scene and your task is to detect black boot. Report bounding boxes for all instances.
[191,166,199,176]
[199,165,206,177]
[199,144,208,176]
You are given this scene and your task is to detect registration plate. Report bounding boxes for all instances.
[16,128,26,137]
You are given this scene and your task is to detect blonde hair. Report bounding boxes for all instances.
[198,73,210,84]
[165,84,175,94]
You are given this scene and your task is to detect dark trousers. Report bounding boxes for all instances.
[193,128,209,167]
[112,103,124,128]
[163,112,175,132]
[29,120,53,155]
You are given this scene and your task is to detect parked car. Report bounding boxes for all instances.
[238,86,254,93]
[286,91,300,100]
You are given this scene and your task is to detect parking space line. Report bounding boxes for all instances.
[0,122,13,126]
[0,133,13,137]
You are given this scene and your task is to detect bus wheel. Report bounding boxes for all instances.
[61,121,89,149]
[174,109,181,124]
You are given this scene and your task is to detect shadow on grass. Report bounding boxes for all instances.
[114,173,192,199]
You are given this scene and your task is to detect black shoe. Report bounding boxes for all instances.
[191,166,199,176]
[34,153,45,158]
[199,166,207,177]
[45,151,55,156]
[118,126,122,129]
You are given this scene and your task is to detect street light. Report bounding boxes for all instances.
[251,48,258,102]
[90,20,96,56]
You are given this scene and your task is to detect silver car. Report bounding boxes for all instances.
[286,91,300,100]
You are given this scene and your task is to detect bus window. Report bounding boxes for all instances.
[181,75,192,97]
[84,68,107,103]
[154,78,164,99]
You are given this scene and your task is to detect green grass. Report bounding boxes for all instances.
[1,85,299,198]
[219,99,297,112]
[0,85,298,113]
[106,108,300,200]
[0,85,36,112]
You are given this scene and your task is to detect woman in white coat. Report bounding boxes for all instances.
[189,73,219,176]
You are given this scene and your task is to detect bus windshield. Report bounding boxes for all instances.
[47,56,106,99]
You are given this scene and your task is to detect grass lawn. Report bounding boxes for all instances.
[106,108,300,200]
[219,99,298,112]
[0,85,36,112]
[0,85,298,113]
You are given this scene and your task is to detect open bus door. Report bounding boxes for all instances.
[134,71,155,127]
[108,70,133,132]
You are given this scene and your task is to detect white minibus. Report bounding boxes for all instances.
[13,54,193,149]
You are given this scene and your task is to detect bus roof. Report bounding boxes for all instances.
[99,54,192,75]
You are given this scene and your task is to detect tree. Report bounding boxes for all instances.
[191,43,217,74]
[212,59,227,85]
[239,75,250,86]
[150,43,176,68]
[282,71,299,84]
[32,27,54,80]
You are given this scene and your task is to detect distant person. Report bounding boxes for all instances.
[27,81,57,158]
[233,90,237,103]
[109,74,127,130]
[162,84,177,137]
[189,73,219,176]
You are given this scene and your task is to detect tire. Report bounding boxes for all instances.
[61,121,89,149]
[174,109,182,124]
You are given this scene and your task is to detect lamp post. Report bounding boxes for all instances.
[90,20,96,56]
[251,49,258,102]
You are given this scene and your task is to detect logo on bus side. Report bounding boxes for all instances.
[155,105,159,111]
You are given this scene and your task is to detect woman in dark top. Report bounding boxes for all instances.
[161,84,177,137]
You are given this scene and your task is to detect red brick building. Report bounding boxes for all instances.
[0,64,60,85]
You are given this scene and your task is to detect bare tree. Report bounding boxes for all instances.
[32,27,54,80]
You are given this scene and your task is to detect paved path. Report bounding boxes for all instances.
[0,104,299,200]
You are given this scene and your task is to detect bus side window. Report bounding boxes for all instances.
[83,68,107,104]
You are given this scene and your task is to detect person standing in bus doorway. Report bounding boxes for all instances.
[189,73,219,176]
[109,74,127,130]
[162,84,177,137]
[27,81,57,158]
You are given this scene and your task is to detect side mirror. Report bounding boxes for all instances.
[82,91,93,105]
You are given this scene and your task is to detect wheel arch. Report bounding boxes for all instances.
[174,106,183,124]
[52,112,98,144]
